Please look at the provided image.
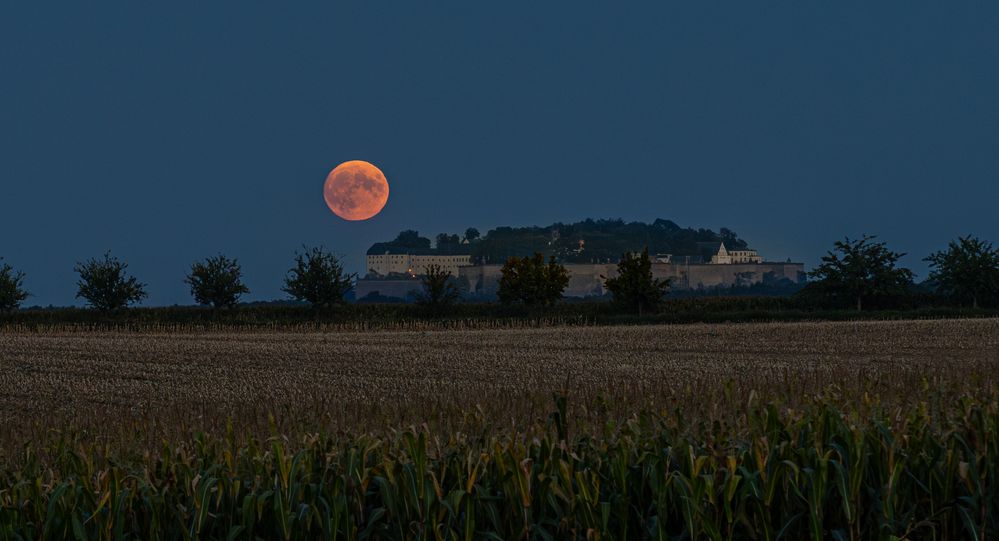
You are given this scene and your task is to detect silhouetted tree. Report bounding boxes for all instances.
[803,236,914,311]
[925,235,999,309]
[185,254,250,309]
[497,253,569,307]
[464,228,480,242]
[74,252,147,311]
[435,233,461,253]
[392,230,431,250]
[283,246,355,309]
[602,248,670,315]
[0,259,29,313]
[719,227,744,249]
[415,264,462,310]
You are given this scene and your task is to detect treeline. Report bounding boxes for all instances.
[0,247,355,314]
[419,235,999,315]
[2,234,998,324]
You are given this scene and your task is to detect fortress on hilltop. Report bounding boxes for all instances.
[355,220,805,301]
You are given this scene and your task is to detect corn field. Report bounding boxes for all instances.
[1,319,998,539]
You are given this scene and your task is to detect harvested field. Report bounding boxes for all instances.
[2,318,997,443]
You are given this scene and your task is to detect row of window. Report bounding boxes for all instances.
[368,256,471,263]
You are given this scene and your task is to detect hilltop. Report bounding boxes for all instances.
[367,218,751,264]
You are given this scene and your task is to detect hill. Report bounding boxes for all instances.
[367,218,750,263]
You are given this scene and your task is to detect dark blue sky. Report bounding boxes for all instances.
[2,3,997,306]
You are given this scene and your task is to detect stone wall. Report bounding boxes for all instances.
[355,278,422,300]
[356,261,806,300]
[459,262,806,298]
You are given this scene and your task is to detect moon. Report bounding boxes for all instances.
[323,160,389,221]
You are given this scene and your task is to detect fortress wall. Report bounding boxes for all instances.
[355,279,422,300]
[459,262,805,298]
[356,262,806,300]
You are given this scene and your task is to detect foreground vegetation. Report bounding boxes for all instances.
[2,320,998,538]
[2,298,997,333]
[5,391,998,540]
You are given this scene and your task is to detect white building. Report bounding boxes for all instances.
[366,252,472,277]
[698,242,763,264]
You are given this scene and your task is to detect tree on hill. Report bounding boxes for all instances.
[368,219,751,264]
[393,230,431,250]
[415,264,462,310]
[603,248,670,315]
[925,235,999,308]
[720,227,741,248]
[0,259,29,313]
[435,233,462,253]
[471,219,749,264]
[801,236,914,311]
[185,254,250,309]
[497,253,569,307]
[283,246,355,309]
[75,252,147,312]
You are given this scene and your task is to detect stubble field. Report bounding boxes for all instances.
[2,318,996,442]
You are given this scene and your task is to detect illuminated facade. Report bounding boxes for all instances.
[366,253,472,277]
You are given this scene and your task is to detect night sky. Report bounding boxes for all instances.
[2,3,997,306]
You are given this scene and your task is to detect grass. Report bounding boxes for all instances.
[2,319,998,538]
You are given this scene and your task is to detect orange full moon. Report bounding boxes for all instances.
[323,160,390,221]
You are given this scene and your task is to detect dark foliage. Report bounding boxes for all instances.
[282,246,355,309]
[2,299,996,332]
[74,252,147,312]
[414,264,462,310]
[366,230,435,255]
[474,218,750,264]
[497,253,570,307]
[603,248,670,315]
[0,259,29,313]
[799,236,914,311]
[185,254,250,309]
[435,233,464,254]
[925,235,999,308]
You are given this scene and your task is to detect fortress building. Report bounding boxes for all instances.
[366,250,472,277]
[357,241,804,300]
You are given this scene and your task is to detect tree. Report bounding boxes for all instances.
[497,252,569,307]
[74,252,147,311]
[602,248,670,315]
[0,259,29,313]
[435,233,462,253]
[925,235,999,309]
[415,264,462,309]
[185,254,250,309]
[393,230,431,250]
[464,227,480,242]
[803,236,914,311]
[283,246,355,308]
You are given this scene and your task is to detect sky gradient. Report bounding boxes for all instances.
[2,2,997,306]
